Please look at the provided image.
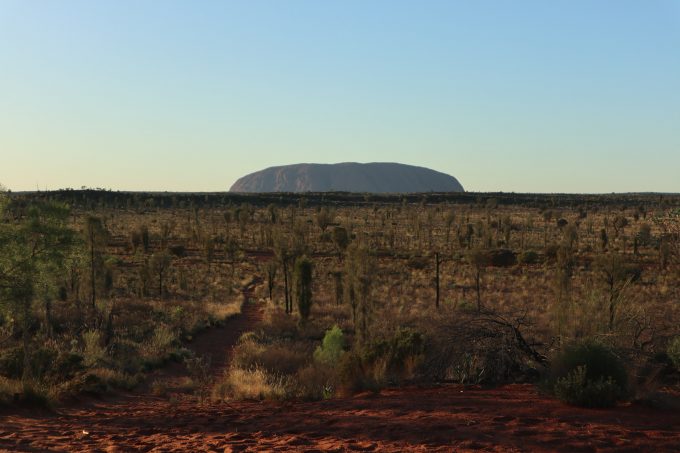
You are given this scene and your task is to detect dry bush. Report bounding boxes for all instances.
[204,299,241,322]
[261,304,298,340]
[418,308,547,384]
[232,335,310,376]
[212,366,289,401]
[293,364,335,400]
[0,376,21,405]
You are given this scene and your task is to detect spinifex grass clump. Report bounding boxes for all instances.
[548,340,629,408]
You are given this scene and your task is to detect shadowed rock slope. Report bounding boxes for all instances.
[230,162,464,193]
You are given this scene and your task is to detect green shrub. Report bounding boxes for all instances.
[83,330,107,367]
[30,348,59,380]
[336,352,379,394]
[518,250,540,265]
[0,347,24,379]
[338,328,426,389]
[0,347,68,382]
[18,382,52,408]
[549,340,628,407]
[314,325,345,365]
[363,328,424,381]
[554,365,623,408]
[52,352,85,382]
[668,336,680,370]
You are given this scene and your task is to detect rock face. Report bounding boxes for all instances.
[230,162,464,193]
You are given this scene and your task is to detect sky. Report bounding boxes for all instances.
[1,1,679,193]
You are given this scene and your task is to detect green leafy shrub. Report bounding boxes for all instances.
[549,340,628,407]
[314,325,345,365]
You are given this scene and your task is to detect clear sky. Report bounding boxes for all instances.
[1,1,679,193]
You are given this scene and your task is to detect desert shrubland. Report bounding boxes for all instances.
[1,189,680,407]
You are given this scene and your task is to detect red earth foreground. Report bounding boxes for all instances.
[2,383,680,452]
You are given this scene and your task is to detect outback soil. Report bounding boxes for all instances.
[2,283,679,452]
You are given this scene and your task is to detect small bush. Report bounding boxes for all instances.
[81,368,141,393]
[518,250,540,265]
[151,379,168,396]
[0,376,21,406]
[554,366,623,408]
[362,328,425,384]
[30,348,59,380]
[51,352,85,382]
[18,382,52,408]
[0,347,24,379]
[544,244,560,262]
[668,336,680,371]
[152,324,177,354]
[488,249,517,267]
[83,330,107,367]
[232,336,309,376]
[0,346,69,382]
[336,352,379,394]
[314,325,345,365]
[204,301,241,322]
[262,306,298,340]
[213,366,288,400]
[549,340,628,407]
[294,364,335,400]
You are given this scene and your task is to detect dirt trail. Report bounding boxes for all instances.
[141,277,264,394]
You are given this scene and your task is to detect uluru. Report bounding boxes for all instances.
[229,162,464,193]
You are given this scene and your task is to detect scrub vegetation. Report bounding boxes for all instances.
[1,188,680,408]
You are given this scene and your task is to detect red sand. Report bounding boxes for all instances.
[2,384,680,452]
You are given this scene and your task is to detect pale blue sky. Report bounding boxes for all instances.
[1,1,679,193]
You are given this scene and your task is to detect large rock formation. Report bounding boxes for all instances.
[230,162,464,193]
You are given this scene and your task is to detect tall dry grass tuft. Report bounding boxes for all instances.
[212,366,288,401]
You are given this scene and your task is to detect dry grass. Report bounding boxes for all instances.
[204,299,242,321]
[212,366,288,401]
[0,377,21,405]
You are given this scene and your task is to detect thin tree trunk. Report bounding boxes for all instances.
[283,258,289,314]
[21,297,31,383]
[90,230,96,308]
[475,268,481,312]
[435,252,440,309]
